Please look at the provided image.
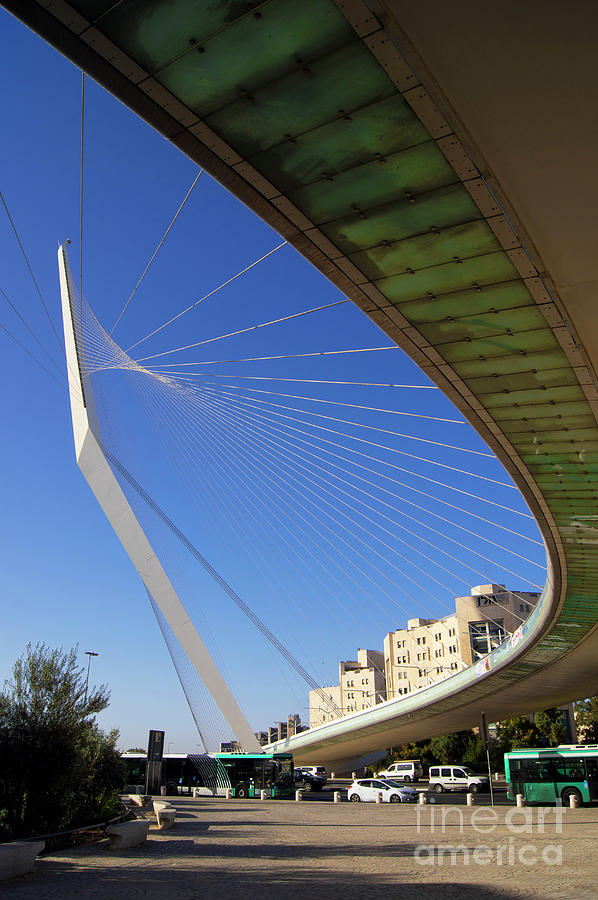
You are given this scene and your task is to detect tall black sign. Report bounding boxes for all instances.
[147,729,165,761]
[145,730,165,794]
[480,712,489,748]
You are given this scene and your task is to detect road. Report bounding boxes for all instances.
[303,780,511,805]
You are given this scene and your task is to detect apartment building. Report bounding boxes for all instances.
[384,612,462,700]
[308,585,539,726]
[309,648,385,728]
[384,584,540,699]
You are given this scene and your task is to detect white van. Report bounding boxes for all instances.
[297,766,327,784]
[428,765,489,793]
[376,760,423,783]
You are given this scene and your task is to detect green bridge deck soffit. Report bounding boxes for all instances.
[13,0,598,686]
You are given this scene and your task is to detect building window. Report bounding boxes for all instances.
[469,620,505,660]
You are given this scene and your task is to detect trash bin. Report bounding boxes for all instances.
[160,785,167,796]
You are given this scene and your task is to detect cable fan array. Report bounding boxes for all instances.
[70,253,546,747]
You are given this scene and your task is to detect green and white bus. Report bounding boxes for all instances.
[122,751,295,799]
[505,745,598,805]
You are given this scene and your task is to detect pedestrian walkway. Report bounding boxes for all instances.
[2,797,595,899]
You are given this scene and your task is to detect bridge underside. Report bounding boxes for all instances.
[8,0,598,766]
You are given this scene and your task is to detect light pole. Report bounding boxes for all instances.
[84,651,98,705]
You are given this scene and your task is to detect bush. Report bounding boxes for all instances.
[0,643,124,838]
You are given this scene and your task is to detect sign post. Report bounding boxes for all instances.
[480,712,494,806]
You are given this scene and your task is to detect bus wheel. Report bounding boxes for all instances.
[561,787,582,807]
[236,784,249,799]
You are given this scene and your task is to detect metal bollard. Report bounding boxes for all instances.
[295,790,302,802]
[225,788,232,800]
[466,793,474,806]
[418,792,427,805]
[569,793,579,808]
[260,790,267,800]
[375,792,383,804]
[516,794,524,808]
[333,791,341,803]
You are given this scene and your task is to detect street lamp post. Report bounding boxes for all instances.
[84,651,98,706]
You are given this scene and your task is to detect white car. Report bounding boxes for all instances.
[428,765,489,793]
[348,778,418,803]
[376,761,422,783]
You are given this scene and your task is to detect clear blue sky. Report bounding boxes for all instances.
[0,9,546,752]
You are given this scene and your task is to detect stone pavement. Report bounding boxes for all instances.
[3,797,596,899]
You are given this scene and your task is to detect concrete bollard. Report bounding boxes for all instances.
[333,791,341,803]
[516,794,525,808]
[375,792,383,804]
[225,788,232,800]
[569,793,579,808]
[352,772,356,779]
[418,792,427,805]
[295,790,302,802]
[260,790,267,800]
[466,793,475,806]
[330,772,335,779]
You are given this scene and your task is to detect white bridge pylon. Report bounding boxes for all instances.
[58,243,260,753]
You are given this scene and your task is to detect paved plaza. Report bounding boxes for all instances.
[3,797,596,899]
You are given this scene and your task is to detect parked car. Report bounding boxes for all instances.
[296,766,327,784]
[348,778,418,803]
[376,760,423,783]
[293,768,325,792]
[428,765,489,793]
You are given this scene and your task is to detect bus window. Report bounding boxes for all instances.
[551,758,584,781]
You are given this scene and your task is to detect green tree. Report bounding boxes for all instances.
[574,697,598,743]
[534,708,567,747]
[496,716,540,751]
[429,729,475,764]
[0,643,124,838]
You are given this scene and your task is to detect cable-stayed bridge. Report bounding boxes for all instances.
[8,0,598,769]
